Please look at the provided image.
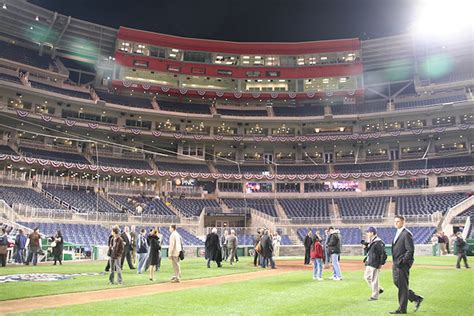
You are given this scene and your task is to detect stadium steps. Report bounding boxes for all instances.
[207,162,217,173]
[387,198,396,218]
[287,228,302,245]
[267,106,274,117]
[274,201,288,220]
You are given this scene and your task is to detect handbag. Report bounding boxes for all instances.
[255,241,263,254]
[178,237,185,260]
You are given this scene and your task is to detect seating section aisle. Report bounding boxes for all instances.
[223,198,278,217]
[171,198,220,217]
[110,195,176,216]
[96,91,153,109]
[396,193,468,215]
[43,187,121,213]
[0,145,17,155]
[0,186,62,209]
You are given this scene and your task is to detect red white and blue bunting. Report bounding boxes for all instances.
[0,154,472,181]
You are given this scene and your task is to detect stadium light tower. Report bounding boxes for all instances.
[412,0,474,38]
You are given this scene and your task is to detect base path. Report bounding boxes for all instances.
[0,260,449,315]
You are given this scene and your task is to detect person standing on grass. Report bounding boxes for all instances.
[254,229,262,267]
[363,226,387,301]
[136,229,149,274]
[156,228,163,271]
[25,227,42,266]
[430,234,439,256]
[205,228,222,268]
[260,229,276,269]
[148,229,161,281]
[227,229,238,265]
[0,228,8,267]
[454,231,470,269]
[327,227,342,280]
[130,225,137,267]
[273,231,282,257]
[105,225,118,272]
[109,227,124,285]
[323,229,330,269]
[120,226,135,270]
[310,235,324,280]
[50,230,63,265]
[390,216,423,314]
[14,229,27,264]
[304,230,313,265]
[221,230,229,261]
[168,225,182,283]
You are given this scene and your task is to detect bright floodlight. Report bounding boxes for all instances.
[413,0,474,37]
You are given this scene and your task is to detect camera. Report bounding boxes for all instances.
[361,240,369,247]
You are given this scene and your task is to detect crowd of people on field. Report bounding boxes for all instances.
[106,225,183,285]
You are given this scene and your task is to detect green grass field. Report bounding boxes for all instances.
[2,256,473,315]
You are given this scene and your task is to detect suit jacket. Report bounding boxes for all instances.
[121,232,131,250]
[169,230,182,257]
[392,228,415,268]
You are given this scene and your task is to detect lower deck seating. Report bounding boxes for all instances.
[43,187,121,213]
[279,199,330,218]
[396,193,468,215]
[18,222,110,247]
[337,197,388,219]
[111,195,176,216]
[171,198,220,217]
[0,186,62,209]
[376,226,436,244]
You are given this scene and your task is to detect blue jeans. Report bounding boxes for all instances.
[331,253,342,279]
[26,247,40,266]
[109,258,123,284]
[324,247,330,265]
[137,252,148,273]
[15,248,25,263]
[262,256,275,268]
[313,258,323,279]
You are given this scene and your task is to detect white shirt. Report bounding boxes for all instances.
[394,227,405,244]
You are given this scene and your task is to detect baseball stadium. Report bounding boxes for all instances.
[0,0,473,315]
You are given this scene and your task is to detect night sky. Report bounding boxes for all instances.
[29,0,418,42]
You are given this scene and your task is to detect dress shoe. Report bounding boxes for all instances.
[368,297,378,301]
[379,289,384,295]
[389,310,406,314]
[414,296,424,312]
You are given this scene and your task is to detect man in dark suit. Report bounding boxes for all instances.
[121,226,135,269]
[390,216,423,314]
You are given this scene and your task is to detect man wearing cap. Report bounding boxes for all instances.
[363,226,386,301]
[390,216,424,314]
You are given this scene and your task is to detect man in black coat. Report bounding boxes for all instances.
[390,216,423,314]
[205,228,222,268]
[303,231,313,265]
[260,229,276,269]
[454,231,470,269]
[121,226,135,269]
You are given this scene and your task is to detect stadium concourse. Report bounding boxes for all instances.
[0,0,473,314]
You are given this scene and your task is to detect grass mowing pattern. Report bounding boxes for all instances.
[0,259,257,301]
[4,256,473,315]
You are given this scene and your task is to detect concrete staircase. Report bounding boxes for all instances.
[274,200,288,220]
